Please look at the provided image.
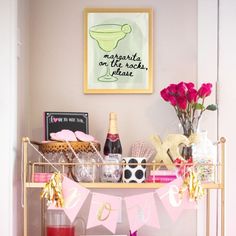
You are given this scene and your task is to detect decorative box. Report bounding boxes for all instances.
[146,169,177,183]
[32,173,52,183]
[122,157,146,183]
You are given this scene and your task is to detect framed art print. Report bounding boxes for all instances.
[84,8,153,94]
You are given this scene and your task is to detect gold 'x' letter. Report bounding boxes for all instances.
[150,134,189,169]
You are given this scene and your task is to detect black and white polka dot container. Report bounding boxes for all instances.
[122,157,146,183]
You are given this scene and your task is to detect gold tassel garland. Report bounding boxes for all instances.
[40,172,64,207]
[179,168,205,202]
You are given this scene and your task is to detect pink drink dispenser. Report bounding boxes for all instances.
[46,210,85,236]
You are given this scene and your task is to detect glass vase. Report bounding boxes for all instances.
[179,118,200,138]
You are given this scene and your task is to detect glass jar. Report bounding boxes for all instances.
[100,154,122,182]
[192,131,217,182]
[45,210,85,236]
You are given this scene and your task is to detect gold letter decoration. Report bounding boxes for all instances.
[97,202,112,221]
[150,134,189,169]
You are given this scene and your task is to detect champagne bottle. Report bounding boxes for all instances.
[103,112,122,156]
[101,112,122,182]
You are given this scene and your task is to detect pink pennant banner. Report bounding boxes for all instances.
[156,178,196,222]
[124,192,160,233]
[87,193,122,233]
[49,176,90,223]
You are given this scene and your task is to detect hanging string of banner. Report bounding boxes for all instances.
[25,138,204,234]
[45,175,198,234]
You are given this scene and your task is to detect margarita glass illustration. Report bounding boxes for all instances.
[89,23,132,82]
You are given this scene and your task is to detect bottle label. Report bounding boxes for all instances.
[104,154,122,161]
[102,154,122,182]
[106,133,120,142]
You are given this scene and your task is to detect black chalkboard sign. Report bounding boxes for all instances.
[44,112,89,140]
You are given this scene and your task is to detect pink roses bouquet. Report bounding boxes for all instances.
[160,82,217,137]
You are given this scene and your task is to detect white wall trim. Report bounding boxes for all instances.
[197,0,219,235]
[0,0,17,235]
[218,0,236,235]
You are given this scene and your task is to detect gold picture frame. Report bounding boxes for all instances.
[84,8,153,94]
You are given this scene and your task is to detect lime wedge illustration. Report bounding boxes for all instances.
[121,24,132,34]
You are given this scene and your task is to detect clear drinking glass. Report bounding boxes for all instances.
[73,152,97,182]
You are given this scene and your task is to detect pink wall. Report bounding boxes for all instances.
[14,0,236,235]
[26,0,197,235]
[29,0,197,154]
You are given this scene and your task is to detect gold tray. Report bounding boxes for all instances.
[36,141,100,153]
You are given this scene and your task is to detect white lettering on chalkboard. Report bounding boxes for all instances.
[49,116,85,123]
[77,118,84,123]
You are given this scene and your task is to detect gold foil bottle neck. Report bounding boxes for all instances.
[109,112,117,120]
[108,112,118,134]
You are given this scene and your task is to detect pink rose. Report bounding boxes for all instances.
[198,83,212,98]
[177,82,187,97]
[168,84,177,94]
[169,95,177,106]
[177,96,187,110]
[185,82,195,90]
[187,89,198,103]
[160,88,170,101]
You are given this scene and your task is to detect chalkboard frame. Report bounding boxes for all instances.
[44,111,89,140]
